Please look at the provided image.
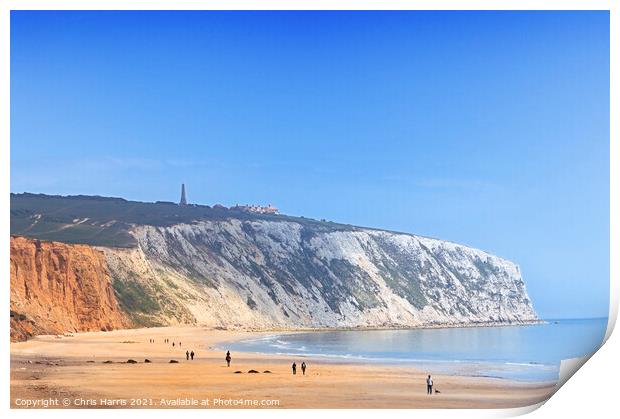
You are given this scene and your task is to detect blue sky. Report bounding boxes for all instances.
[11,11,609,319]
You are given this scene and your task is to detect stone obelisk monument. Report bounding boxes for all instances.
[179,183,187,205]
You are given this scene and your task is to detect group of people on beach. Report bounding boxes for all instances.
[146,338,437,397]
[158,339,183,348]
[158,338,438,393]
[291,361,307,375]
[148,338,436,393]
[147,337,196,361]
[223,350,308,376]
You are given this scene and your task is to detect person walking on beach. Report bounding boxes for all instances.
[173,342,175,347]
[190,351,195,360]
[292,362,297,375]
[301,362,306,375]
[426,375,433,395]
[225,351,231,367]
[186,350,190,360]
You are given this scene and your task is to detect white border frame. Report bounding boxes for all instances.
[1,2,616,418]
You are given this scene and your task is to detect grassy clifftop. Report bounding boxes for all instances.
[10,193,358,248]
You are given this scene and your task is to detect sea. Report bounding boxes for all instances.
[227,318,608,383]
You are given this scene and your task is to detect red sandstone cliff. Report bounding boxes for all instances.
[10,236,128,341]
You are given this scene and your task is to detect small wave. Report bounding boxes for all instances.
[504,361,553,368]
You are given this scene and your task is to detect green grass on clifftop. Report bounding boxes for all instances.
[10,193,360,248]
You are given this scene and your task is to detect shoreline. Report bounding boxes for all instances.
[215,347,559,385]
[10,325,557,409]
[11,318,547,345]
[216,330,559,385]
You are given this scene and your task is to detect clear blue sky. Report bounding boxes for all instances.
[11,11,609,319]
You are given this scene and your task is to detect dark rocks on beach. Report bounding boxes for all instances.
[86,360,95,363]
[234,371,242,374]
[126,359,138,364]
[248,370,259,373]
[169,360,179,363]
[35,361,60,366]
[144,359,152,363]
[103,360,114,364]
[263,370,272,373]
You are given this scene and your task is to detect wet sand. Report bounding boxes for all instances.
[10,326,556,409]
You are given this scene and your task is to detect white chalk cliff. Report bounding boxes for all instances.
[103,220,539,329]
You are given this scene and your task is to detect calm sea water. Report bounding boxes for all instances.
[227,318,608,382]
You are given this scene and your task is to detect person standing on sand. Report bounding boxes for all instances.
[292,362,297,375]
[173,342,175,347]
[301,362,306,375]
[186,350,190,360]
[191,351,195,360]
[225,351,231,367]
[426,375,433,395]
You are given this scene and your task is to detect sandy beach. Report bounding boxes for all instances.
[10,326,556,409]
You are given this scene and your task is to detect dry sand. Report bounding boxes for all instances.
[10,326,556,409]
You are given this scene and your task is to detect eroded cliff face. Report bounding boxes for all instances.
[103,220,539,329]
[10,236,128,341]
[10,218,539,340]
